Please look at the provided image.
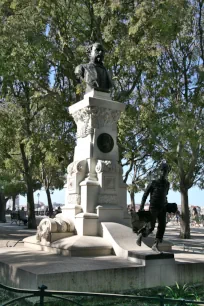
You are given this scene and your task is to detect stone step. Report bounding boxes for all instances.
[52,235,113,256]
[24,235,113,257]
[128,250,174,265]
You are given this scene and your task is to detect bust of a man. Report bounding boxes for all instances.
[75,42,112,93]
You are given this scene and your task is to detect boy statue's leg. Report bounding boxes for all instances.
[136,232,143,246]
[136,213,157,246]
[152,209,166,253]
[152,238,162,254]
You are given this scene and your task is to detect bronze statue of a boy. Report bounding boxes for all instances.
[136,163,170,253]
[75,42,112,93]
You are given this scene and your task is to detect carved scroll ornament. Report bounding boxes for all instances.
[67,160,86,176]
[95,160,116,173]
[72,106,121,138]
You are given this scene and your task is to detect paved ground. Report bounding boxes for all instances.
[0,215,40,247]
[163,222,204,263]
[0,217,204,292]
[0,217,204,262]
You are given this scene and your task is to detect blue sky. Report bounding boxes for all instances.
[19,185,204,207]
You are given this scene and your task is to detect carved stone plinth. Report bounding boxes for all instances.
[75,213,99,236]
[64,90,130,235]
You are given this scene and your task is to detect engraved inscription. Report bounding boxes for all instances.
[98,194,117,204]
[104,177,115,190]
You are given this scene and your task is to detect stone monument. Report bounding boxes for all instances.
[62,42,129,235]
[62,89,129,235]
[24,43,174,269]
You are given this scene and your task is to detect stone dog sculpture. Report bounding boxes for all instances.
[135,163,170,254]
[75,42,112,93]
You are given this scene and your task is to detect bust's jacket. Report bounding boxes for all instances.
[75,62,112,92]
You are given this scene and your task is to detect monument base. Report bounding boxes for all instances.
[24,221,173,263]
[97,204,123,220]
[75,212,99,236]
[61,205,82,222]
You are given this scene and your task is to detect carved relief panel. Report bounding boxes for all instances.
[72,106,121,138]
[67,160,87,205]
[104,177,116,190]
[95,160,117,201]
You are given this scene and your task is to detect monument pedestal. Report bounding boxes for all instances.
[96,205,124,223]
[75,213,99,236]
[80,180,99,213]
[64,89,130,235]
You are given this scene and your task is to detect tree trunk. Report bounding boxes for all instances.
[12,195,16,211]
[180,187,191,239]
[20,143,36,229]
[46,188,53,217]
[130,189,135,211]
[0,192,6,223]
[27,179,37,229]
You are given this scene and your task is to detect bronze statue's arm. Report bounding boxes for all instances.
[140,183,152,210]
[165,181,170,204]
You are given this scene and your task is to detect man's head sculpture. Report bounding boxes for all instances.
[159,162,170,179]
[86,43,105,65]
[75,42,112,93]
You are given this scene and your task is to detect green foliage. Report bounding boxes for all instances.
[164,282,204,305]
[165,283,197,300]
[115,0,203,238]
[0,0,76,227]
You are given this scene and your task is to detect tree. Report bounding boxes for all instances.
[131,0,204,238]
[0,189,7,223]
[38,148,73,217]
[95,0,203,238]
[0,0,76,227]
[0,174,26,222]
[0,1,53,228]
[118,104,156,209]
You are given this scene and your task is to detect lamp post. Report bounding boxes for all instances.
[37,193,40,216]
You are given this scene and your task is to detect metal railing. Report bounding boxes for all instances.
[0,283,204,306]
